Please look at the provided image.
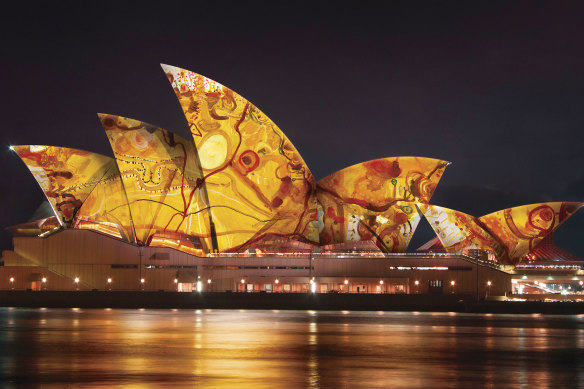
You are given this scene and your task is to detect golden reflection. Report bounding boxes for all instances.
[578,329,584,349]
[0,309,582,388]
[307,318,319,388]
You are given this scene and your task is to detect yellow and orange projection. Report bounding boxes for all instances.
[100,114,209,255]
[12,65,583,264]
[478,202,583,264]
[317,157,449,252]
[12,145,133,241]
[420,202,584,265]
[162,64,318,252]
[418,204,506,261]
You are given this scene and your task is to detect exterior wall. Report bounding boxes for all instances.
[0,230,512,296]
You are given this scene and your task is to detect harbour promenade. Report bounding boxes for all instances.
[2,290,584,314]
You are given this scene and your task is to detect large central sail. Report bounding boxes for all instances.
[162,64,318,252]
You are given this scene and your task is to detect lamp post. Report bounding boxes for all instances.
[138,246,143,291]
[414,280,420,294]
[74,277,80,291]
[310,278,316,293]
[9,276,14,290]
[486,281,492,299]
[476,257,479,301]
[450,280,455,294]
[107,277,112,291]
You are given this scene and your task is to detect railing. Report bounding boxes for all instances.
[205,251,504,267]
[513,263,582,271]
[204,252,584,272]
[205,251,470,259]
[207,251,453,258]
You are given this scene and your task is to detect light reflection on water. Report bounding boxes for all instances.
[0,308,583,388]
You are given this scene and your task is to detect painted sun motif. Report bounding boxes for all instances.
[162,64,318,252]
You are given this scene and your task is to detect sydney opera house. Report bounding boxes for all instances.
[1,64,582,298]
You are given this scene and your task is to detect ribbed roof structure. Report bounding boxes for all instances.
[318,157,449,252]
[521,234,582,262]
[10,64,583,265]
[419,202,583,265]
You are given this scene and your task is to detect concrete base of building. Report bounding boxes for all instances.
[2,290,584,314]
[0,230,513,296]
[0,290,466,311]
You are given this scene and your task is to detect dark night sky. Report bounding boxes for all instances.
[1,1,583,256]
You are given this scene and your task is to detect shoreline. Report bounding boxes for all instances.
[2,290,584,314]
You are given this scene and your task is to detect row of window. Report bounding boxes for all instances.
[203,265,312,270]
[110,265,314,270]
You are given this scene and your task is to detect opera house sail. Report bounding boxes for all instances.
[3,63,583,294]
[477,202,584,265]
[161,64,319,252]
[100,114,210,255]
[419,202,584,265]
[12,145,134,241]
[317,157,449,253]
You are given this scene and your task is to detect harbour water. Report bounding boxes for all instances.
[0,308,583,387]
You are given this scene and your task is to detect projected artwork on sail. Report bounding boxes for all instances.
[479,202,584,265]
[11,65,584,265]
[420,202,584,265]
[418,203,505,262]
[317,157,449,252]
[101,114,209,255]
[12,145,133,241]
[162,64,318,252]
